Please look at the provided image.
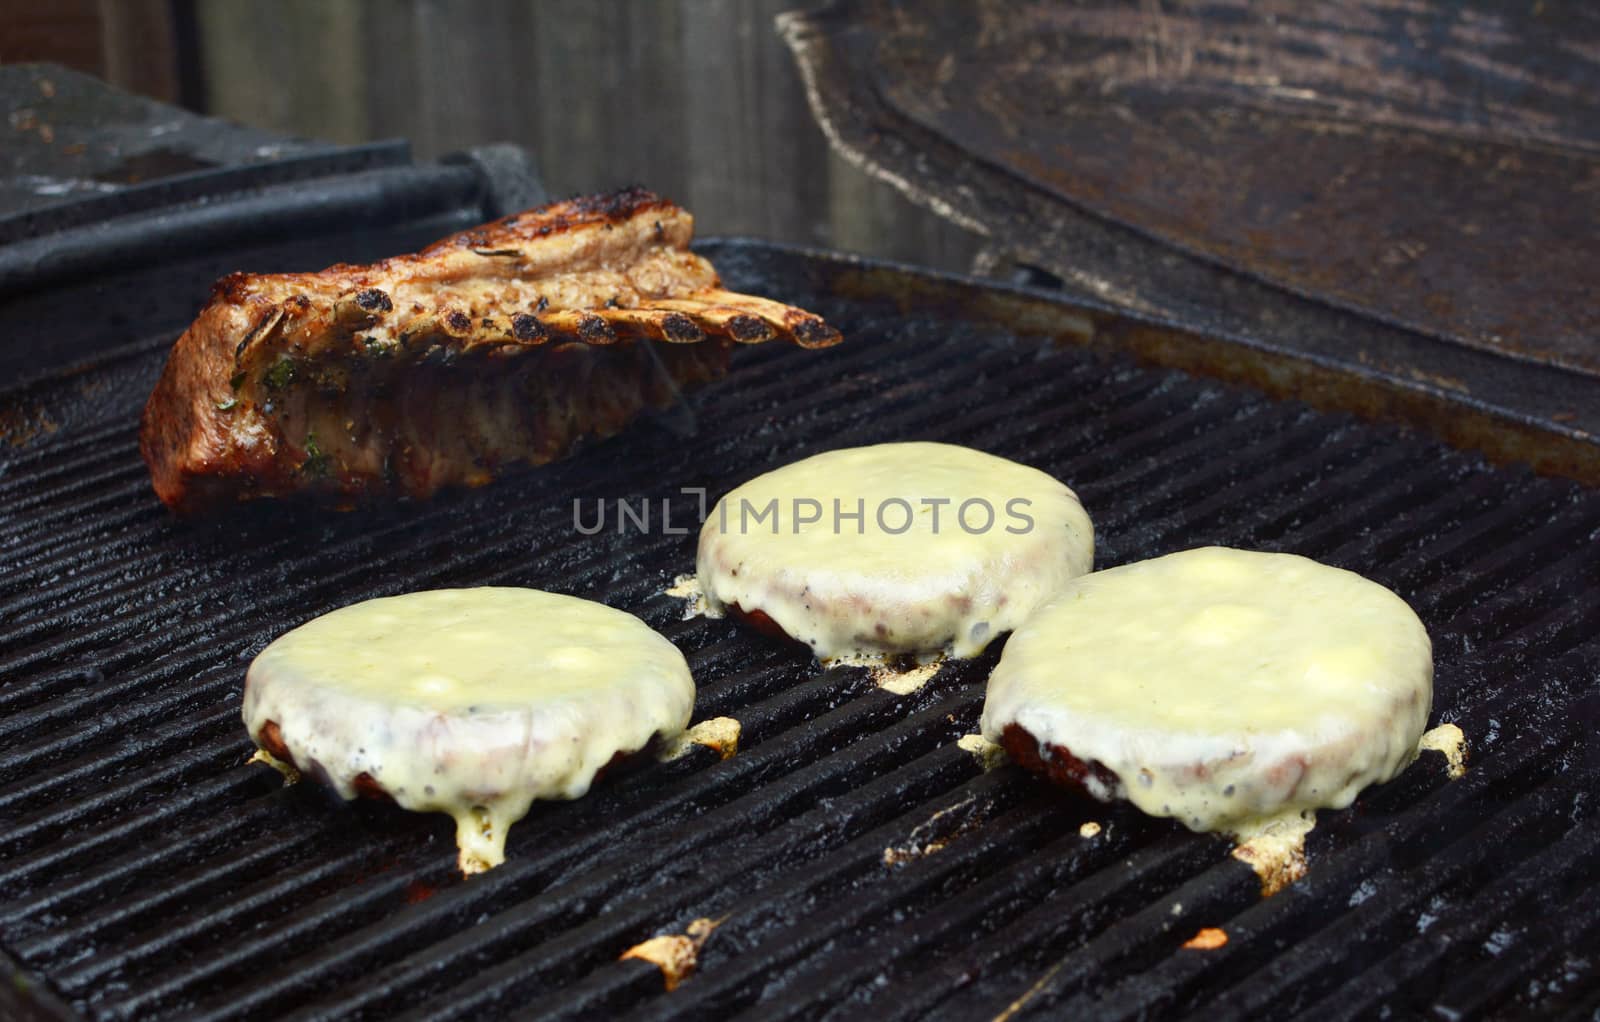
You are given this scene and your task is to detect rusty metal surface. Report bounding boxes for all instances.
[782,0,1600,380]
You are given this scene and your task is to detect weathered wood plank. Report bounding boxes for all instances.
[189,0,981,270]
[98,0,180,104]
[196,0,367,144]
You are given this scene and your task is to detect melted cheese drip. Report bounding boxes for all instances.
[243,587,695,874]
[696,442,1094,662]
[1231,809,1316,896]
[870,659,944,695]
[247,748,300,785]
[981,547,1433,833]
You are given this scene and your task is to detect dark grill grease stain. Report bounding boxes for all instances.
[0,250,1597,1022]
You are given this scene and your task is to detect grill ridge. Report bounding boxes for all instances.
[1,246,1596,1020]
[160,690,981,1021]
[0,327,1057,695]
[907,717,1580,1021]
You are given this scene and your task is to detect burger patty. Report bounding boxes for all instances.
[243,587,696,874]
[695,442,1095,664]
[980,547,1433,833]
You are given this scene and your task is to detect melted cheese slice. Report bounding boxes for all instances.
[243,587,695,873]
[696,442,1094,662]
[981,547,1432,833]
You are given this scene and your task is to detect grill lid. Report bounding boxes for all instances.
[779,0,1600,466]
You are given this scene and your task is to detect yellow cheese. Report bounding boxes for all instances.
[981,547,1432,834]
[696,442,1094,663]
[243,587,695,873]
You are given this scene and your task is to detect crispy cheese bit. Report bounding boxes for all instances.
[620,917,724,991]
[1182,927,1229,951]
[1418,722,1468,779]
[660,717,742,762]
[665,573,719,620]
[869,658,943,695]
[1079,821,1103,839]
[882,795,982,867]
[1231,810,1316,897]
[957,733,1008,771]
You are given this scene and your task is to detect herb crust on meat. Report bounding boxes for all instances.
[140,188,840,513]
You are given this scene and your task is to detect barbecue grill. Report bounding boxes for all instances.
[3,64,1599,1021]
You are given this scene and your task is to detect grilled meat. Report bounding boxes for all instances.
[139,188,841,513]
[695,442,1094,663]
[243,587,696,874]
[979,548,1433,835]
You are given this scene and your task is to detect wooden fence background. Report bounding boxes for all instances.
[188,0,983,271]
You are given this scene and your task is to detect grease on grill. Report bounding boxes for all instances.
[883,795,985,867]
[993,961,1067,1022]
[0,404,61,447]
[620,916,725,992]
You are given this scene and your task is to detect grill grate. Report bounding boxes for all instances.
[1,244,1597,1021]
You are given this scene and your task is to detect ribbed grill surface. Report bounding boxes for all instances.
[2,251,1598,1021]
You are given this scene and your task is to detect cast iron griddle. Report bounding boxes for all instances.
[1,241,1598,1020]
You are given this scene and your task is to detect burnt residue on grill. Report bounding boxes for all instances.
[0,242,1598,1021]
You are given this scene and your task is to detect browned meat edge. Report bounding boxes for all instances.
[999,722,1124,797]
[253,718,665,805]
[140,187,841,513]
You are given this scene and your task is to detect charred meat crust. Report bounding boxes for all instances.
[724,601,800,645]
[140,188,842,514]
[999,722,1122,797]
[723,601,944,669]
